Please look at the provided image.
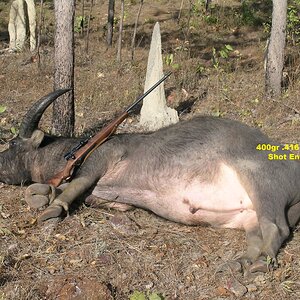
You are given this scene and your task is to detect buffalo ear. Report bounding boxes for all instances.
[29,130,45,148]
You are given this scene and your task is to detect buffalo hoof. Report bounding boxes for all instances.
[25,183,56,209]
[38,205,64,222]
[247,260,269,273]
[25,183,69,210]
[217,257,275,276]
[247,257,277,274]
[237,256,276,275]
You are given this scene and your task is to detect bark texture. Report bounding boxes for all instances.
[107,0,115,46]
[52,0,75,136]
[265,0,287,98]
[131,0,143,61]
[116,0,124,62]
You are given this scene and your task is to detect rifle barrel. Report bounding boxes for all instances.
[48,71,172,187]
[126,71,172,113]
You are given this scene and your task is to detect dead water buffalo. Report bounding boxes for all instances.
[1,89,300,273]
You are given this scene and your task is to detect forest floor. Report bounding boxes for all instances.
[0,0,300,299]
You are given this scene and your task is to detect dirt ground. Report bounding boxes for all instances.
[1,0,300,299]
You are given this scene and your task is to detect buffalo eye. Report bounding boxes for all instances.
[9,140,17,147]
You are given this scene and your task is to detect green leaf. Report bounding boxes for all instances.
[0,227,12,235]
[129,291,147,300]
[148,292,164,300]
[10,127,17,135]
[0,105,6,113]
[212,109,221,117]
[219,50,228,59]
[165,54,174,66]
[172,63,180,70]
[225,44,233,51]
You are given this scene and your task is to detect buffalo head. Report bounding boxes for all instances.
[0,89,71,184]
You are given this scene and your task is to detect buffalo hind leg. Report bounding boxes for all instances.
[246,216,290,273]
[238,225,263,269]
[85,194,134,212]
[260,216,290,259]
[241,174,291,272]
[287,202,300,228]
[237,216,289,273]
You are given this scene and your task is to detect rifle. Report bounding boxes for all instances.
[47,71,172,187]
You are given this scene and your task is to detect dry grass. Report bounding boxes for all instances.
[1,0,300,299]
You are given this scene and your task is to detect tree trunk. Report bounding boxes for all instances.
[205,0,212,12]
[52,0,75,136]
[131,0,143,61]
[107,0,115,47]
[81,0,85,36]
[116,0,124,62]
[85,0,94,54]
[265,0,287,98]
[36,0,44,68]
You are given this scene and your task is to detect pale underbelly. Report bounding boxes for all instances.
[94,162,259,231]
[157,205,258,230]
[145,163,258,230]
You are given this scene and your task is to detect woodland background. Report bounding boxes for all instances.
[0,0,300,299]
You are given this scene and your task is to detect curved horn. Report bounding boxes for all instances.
[19,89,71,138]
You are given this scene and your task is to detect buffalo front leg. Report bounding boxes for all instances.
[25,183,69,209]
[38,176,93,222]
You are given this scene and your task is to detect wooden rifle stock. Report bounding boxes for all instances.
[47,71,172,187]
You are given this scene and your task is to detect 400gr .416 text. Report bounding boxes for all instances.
[256,143,299,152]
